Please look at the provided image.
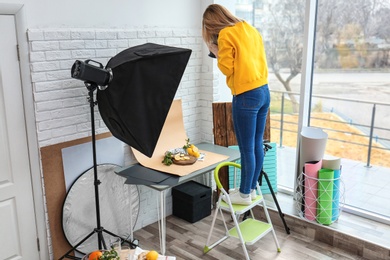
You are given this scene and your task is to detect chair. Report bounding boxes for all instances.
[204,161,281,260]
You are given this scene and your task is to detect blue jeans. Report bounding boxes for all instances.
[232,85,270,195]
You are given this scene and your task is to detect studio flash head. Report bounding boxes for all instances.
[71,59,113,88]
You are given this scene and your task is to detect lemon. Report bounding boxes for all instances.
[191,145,199,153]
[145,250,159,260]
[187,144,200,158]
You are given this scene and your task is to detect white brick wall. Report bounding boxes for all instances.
[27,28,214,147]
[27,27,217,243]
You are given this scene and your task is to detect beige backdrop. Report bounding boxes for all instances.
[132,99,228,176]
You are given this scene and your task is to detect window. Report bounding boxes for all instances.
[254,0,306,192]
[311,0,390,220]
[234,0,390,222]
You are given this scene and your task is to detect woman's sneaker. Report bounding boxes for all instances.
[228,188,257,201]
[251,190,257,200]
[222,190,251,205]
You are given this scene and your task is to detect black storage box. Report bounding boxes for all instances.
[172,181,211,223]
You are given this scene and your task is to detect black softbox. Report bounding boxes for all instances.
[97,43,192,157]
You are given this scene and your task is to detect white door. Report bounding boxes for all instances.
[0,15,40,259]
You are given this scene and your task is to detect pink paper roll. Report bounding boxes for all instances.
[304,160,322,221]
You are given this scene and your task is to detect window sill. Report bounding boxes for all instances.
[263,192,390,256]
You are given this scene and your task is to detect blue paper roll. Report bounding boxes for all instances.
[332,168,341,221]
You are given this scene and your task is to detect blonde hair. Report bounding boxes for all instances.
[202,4,242,45]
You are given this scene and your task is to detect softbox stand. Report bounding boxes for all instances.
[59,82,137,260]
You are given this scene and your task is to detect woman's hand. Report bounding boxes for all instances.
[208,43,219,58]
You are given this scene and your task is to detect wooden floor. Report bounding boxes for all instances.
[133,210,369,260]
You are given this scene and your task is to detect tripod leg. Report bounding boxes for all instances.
[98,230,107,250]
[59,229,97,259]
[102,229,139,249]
[262,171,290,234]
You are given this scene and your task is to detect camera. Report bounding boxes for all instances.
[71,59,113,87]
[208,35,218,59]
[208,52,216,58]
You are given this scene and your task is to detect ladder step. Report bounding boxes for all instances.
[228,218,273,245]
[219,195,263,214]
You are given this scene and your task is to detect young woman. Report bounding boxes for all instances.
[202,4,270,205]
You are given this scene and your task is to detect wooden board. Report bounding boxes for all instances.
[172,154,197,165]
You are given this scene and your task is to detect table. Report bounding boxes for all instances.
[115,143,240,255]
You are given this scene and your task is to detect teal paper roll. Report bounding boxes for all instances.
[332,168,341,221]
[317,168,334,225]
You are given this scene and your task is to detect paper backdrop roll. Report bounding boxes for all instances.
[303,160,322,221]
[132,99,229,176]
[323,157,342,221]
[299,127,328,181]
[317,168,334,225]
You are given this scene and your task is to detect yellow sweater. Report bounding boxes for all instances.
[217,21,268,95]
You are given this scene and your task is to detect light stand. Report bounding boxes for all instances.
[59,82,137,260]
[65,44,192,258]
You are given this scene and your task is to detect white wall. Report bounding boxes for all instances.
[4,0,201,28]
[28,27,207,146]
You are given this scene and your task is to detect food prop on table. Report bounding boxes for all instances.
[99,248,120,260]
[87,250,103,260]
[86,247,119,260]
[137,250,159,260]
[162,138,200,166]
[184,138,200,158]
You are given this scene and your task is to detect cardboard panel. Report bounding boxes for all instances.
[41,132,111,259]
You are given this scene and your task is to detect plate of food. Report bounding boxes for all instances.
[161,139,201,166]
[171,153,197,165]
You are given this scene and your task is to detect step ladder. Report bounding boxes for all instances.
[204,162,281,260]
